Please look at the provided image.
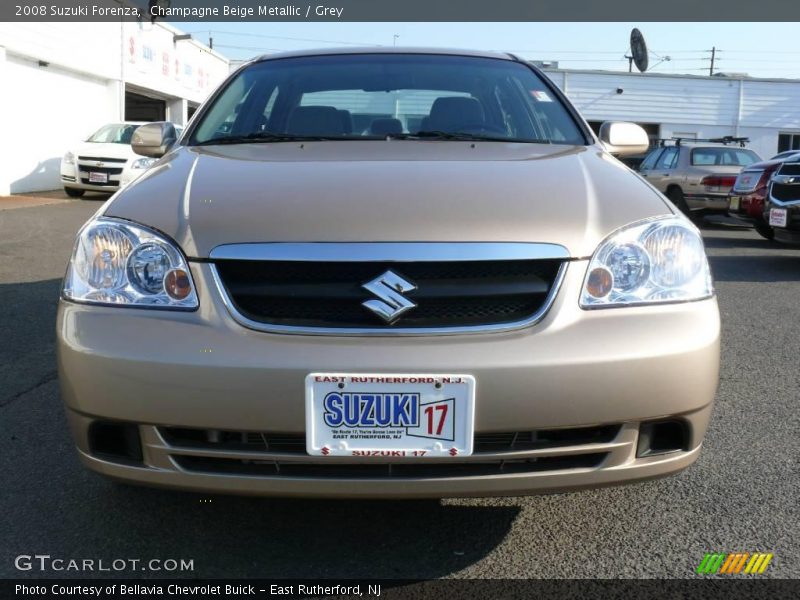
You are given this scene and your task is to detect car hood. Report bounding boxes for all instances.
[72,142,135,161]
[104,142,673,259]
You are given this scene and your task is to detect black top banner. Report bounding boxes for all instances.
[4,0,800,22]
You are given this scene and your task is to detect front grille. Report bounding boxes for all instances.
[78,166,124,176]
[160,424,621,455]
[213,258,563,330]
[770,182,800,203]
[161,425,617,479]
[172,454,607,479]
[77,156,128,163]
[771,163,800,203]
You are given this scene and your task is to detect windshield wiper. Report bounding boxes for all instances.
[386,131,550,143]
[195,133,350,146]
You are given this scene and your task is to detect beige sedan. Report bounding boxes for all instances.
[57,48,719,498]
[639,140,760,216]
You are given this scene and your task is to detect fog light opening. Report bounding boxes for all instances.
[88,421,143,465]
[637,420,689,457]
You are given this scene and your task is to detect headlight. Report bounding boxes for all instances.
[131,157,156,170]
[580,216,712,308]
[63,217,198,309]
[63,152,75,165]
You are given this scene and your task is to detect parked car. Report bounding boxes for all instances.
[638,139,761,219]
[57,48,720,498]
[727,153,800,239]
[60,122,181,197]
[770,150,800,161]
[764,159,800,245]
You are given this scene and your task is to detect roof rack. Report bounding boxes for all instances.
[659,136,750,148]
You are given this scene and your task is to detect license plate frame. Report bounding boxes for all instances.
[769,207,788,227]
[88,172,108,184]
[305,373,475,458]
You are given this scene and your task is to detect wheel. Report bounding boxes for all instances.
[64,187,85,198]
[753,220,775,240]
[666,187,705,225]
[666,187,690,215]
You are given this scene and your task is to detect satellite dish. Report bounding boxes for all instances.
[629,28,649,72]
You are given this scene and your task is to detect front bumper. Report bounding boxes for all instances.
[57,261,720,498]
[60,160,125,193]
[765,203,800,245]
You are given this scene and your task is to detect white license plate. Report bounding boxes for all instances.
[305,373,475,458]
[729,196,741,211]
[769,208,788,227]
[88,172,108,184]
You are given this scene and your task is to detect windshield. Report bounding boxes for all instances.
[87,124,141,144]
[690,147,760,167]
[190,54,587,145]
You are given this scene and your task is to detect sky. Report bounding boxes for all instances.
[175,22,800,79]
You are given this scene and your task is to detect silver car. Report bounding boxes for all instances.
[639,140,760,217]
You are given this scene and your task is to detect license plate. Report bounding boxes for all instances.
[769,208,788,227]
[88,172,108,184]
[729,196,741,211]
[305,373,475,458]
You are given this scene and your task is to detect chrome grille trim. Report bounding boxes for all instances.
[207,242,570,336]
[209,242,571,262]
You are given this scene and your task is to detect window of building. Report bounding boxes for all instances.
[778,133,800,153]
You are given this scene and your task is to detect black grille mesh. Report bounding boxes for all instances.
[160,425,621,455]
[771,183,800,203]
[214,259,562,329]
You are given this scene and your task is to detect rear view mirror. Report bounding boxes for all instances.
[599,121,650,157]
[131,122,177,158]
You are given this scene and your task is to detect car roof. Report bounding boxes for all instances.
[254,46,516,63]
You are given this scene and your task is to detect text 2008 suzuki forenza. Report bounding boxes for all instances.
[57,49,720,498]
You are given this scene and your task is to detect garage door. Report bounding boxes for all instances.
[125,90,166,122]
[4,54,116,193]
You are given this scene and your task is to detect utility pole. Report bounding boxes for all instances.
[709,46,716,76]
[209,37,213,50]
[393,34,399,47]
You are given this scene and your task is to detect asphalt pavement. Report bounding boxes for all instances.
[0,197,797,579]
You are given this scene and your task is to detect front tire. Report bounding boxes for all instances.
[64,187,85,198]
[666,187,690,215]
[754,220,775,240]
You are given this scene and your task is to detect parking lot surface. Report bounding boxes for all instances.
[0,197,797,579]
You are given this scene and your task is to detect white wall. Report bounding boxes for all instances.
[1,52,119,194]
[546,69,800,160]
[0,22,228,194]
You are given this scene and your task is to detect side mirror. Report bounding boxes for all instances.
[599,121,650,157]
[131,122,177,158]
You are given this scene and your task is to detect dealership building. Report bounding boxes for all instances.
[542,67,800,160]
[0,21,229,195]
[2,27,800,195]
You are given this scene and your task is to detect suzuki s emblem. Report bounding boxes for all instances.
[362,271,417,323]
